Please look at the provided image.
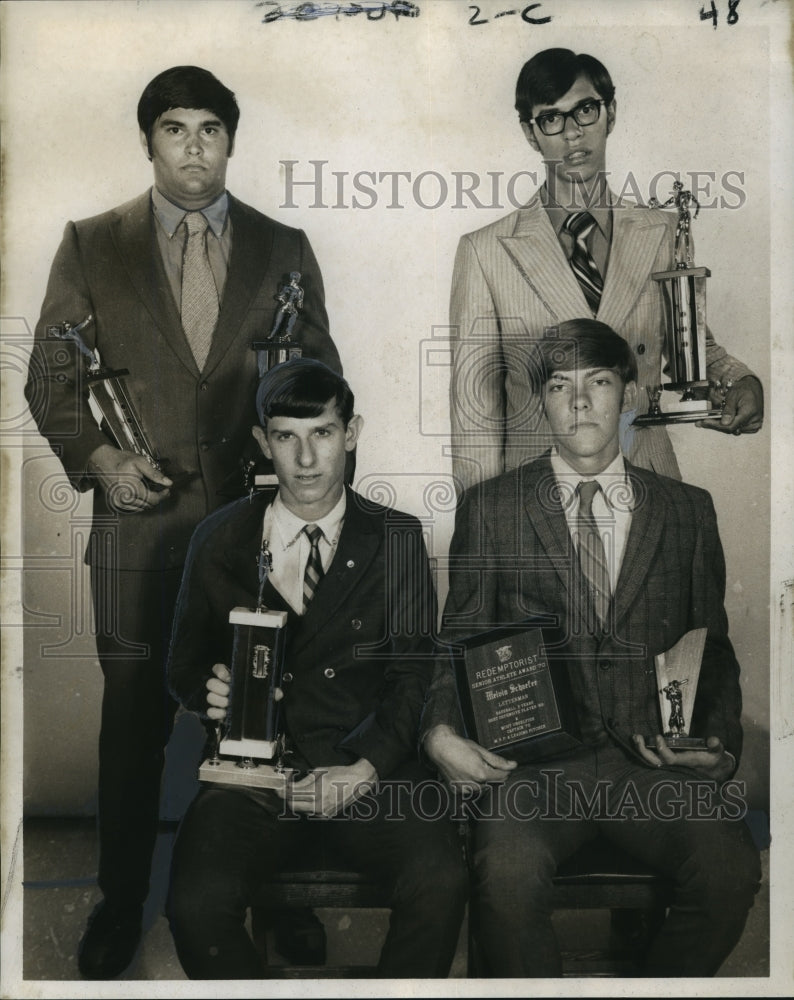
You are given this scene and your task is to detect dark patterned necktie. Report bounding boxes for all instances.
[181,211,219,369]
[576,480,610,628]
[302,524,325,612]
[563,211,603,315]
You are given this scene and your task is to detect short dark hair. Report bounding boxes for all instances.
[256,358,354,428]
[531,319,638,391]
[137,66,240,155]
[515,48,615,124]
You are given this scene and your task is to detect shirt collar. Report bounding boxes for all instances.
[270,488,347,549]
[550,447,633,511]
[540,183,613,242]
[150,186,229,239]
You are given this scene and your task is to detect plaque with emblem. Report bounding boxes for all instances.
[454,623,581,763]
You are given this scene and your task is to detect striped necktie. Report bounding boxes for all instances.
[302,524,325,612]
[181,211,219,370]
[576,480,611,628]
[563,212,603,315]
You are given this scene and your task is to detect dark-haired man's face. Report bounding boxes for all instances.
[251,398,362,520]
[522,75,615,201]
[543,366,635,474]
[142,107,233,209]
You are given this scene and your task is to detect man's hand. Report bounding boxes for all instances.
[87,443,172,511]
[633,734,736,781]
[698,375,764,435]
[278,759,378,818]
[206,663,231,721]
[424,724,517,795]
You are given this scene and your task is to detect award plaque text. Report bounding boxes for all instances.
[455,625,581,763]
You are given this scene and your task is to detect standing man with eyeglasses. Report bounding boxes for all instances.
[448,47,763,491]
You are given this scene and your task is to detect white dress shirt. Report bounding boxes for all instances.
[549,448,634,594]
[261,490,346,614]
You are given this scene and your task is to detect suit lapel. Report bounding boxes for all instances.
[611,465,667,625]
[598,200,668,331]
[521,457,580,605]
[498,196,590,322]
[202,196,276,377]
[110,191,200,377]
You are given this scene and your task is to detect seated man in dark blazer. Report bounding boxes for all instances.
[422,319,761,977]
[166,359,467,979]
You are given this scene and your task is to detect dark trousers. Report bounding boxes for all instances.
[90,562,184,908]
[166,766,468,979]
[468,746,761,977]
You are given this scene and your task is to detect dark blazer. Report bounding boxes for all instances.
[423,454,743,763]
[167,486,439,779]
[25,190,340,570]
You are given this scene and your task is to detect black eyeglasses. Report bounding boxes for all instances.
[528,99,606,137]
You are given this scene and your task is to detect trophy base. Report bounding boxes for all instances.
[643,735,710,752]
[199,757,295,789]
[634,407,723,427]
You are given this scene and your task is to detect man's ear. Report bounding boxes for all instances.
[520,120,541,153]
[252,424,271,459]
[621,380,638,413]
[139,129,152,162]
[606,99,617,137]
[345,414,363,452]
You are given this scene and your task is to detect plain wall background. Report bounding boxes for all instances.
[1,0,781,832]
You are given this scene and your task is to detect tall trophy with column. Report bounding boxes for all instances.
[634,181,730,426]
[199,541,294,789]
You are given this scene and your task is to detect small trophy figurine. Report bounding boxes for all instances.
[252,271,305,378]
[634,181,726,426]
[199,541,294,789]
[49,315,163,474]
[644,627,709,751]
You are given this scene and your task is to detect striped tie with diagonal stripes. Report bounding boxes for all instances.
[302,524,325,612]
[563,211,603,315]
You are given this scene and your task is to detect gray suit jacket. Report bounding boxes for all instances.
[26,190,340,570]
[448,192,754,488]
[422,454,743,764]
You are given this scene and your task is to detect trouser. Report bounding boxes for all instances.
[468,746,762,977]
[166,764,469,979]
[90,562,184,908]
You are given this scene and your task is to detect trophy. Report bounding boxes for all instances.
[252,271,304,379]
[49,315,164,478]
[634,182,728,426]
[199,541,295,789]
[644,627,709,752]
[454,622,581,764]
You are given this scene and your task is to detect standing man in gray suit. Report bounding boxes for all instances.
[449,47,763,490]
[25,65,340,979]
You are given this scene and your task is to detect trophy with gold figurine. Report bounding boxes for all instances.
[252,271,305,378]
[634,181,730,426]
[48,315,165,478]
[644,627,709,752]
[199,541,295,790]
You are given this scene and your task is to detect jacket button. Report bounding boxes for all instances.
[200,381,209,391]
[637,344,646,355]
[346,559,355,568]
[351,619,362,630]
[323,667,336,679]
[200,442,210,451]
[600,660,612,671]
[282,672,293,684]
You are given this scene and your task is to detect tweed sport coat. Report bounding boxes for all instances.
[167,486,439,778]
[25,190,340,571]
[422,454,743,764]
[448,191,755,489]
